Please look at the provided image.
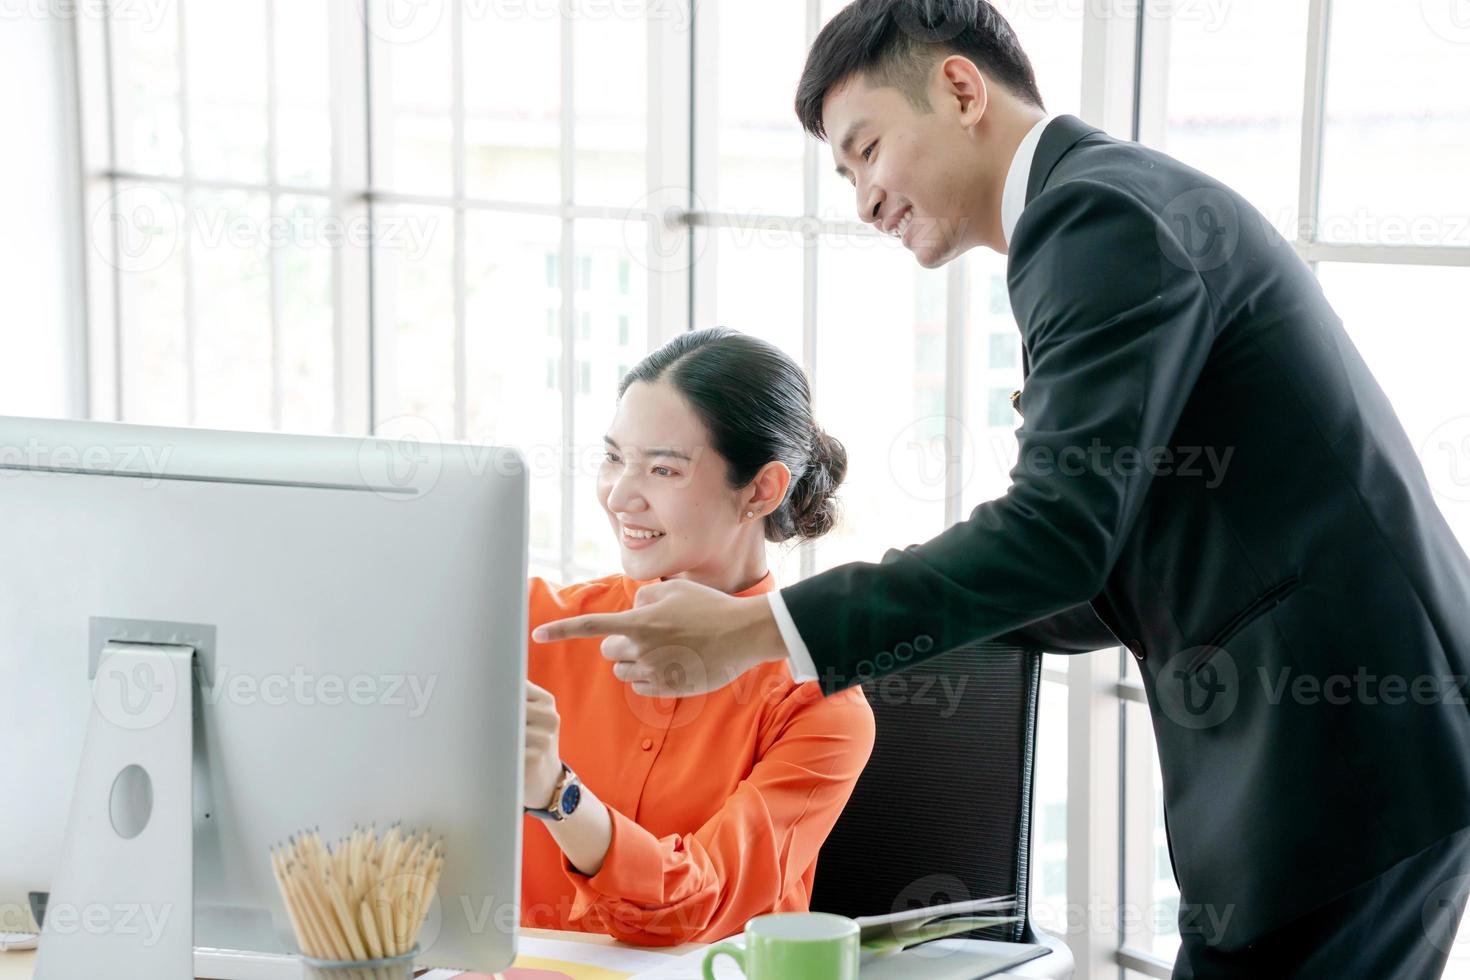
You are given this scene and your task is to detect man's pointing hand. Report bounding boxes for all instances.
[531,578,789,697]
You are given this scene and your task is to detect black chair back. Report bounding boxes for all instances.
[810,642,1043,944]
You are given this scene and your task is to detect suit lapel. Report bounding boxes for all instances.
[1017,114,1104,385]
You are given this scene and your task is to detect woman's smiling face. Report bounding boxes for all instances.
[598,379,751,583]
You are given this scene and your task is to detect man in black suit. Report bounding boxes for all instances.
[533,1,1470,974]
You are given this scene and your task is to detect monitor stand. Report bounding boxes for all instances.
[34,641,195,978]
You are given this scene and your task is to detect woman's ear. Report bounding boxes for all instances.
[743,461,791,521]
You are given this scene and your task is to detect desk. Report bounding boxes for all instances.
[0,927,1073,979]
[519,926,1073,979]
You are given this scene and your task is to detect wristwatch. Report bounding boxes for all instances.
[525,763,582,822]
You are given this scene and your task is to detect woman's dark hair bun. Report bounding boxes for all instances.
[785,426,847,541]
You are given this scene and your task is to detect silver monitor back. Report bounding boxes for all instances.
[0,415,527,974]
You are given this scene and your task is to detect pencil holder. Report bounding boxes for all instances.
[300,943,420,980]
[268,824,444,976]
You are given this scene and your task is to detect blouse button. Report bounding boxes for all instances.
[640,738,653,751]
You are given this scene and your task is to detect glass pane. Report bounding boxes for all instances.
[185,0,269,183]
[962,248,1026,512]
[369,0,454,196]
[1138,0,1309,238]
[1319,0,1470,247]
[465,211,565,563]
[1314,264,1470,552]
[191,189,273,430]
[274,1,333,187]
[110,1,183,176]
[705,226,805,361]
[1001,0,1085,118]
[812,233,948,572]
[572,220,651,573]
[1029,678,1070,937]
[109,182,189,423]
[277,195,337,434]
[572,3,648,205]
[373,205,456,434]
[816,0,859,220]
[1123,698,1182,964]
[1443,917,1470,979]
[709,0,807,216]
[464,6,561,204]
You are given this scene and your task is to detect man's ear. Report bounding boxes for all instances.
[744,461,792,519]
[937,54,989,126]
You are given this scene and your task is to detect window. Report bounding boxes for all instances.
[988,332,1019,370]
[1,14,80,419]
[80,0,687,582]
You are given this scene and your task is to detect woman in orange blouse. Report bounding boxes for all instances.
[520,327,875,946]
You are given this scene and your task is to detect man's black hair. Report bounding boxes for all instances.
[795,0,1044,140]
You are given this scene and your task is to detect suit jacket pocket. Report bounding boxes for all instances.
[1187,574,1302,674]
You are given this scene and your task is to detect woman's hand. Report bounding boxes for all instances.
[524,681,564,809]
[524,680,613,875]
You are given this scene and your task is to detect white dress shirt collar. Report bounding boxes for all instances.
[1000,114,1056,248]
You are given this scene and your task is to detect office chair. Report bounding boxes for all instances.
[811,642,1047,945]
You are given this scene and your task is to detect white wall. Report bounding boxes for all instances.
[0,10,82,418]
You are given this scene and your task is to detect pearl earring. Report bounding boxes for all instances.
[746,511,755,518]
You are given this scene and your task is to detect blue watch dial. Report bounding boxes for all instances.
[559,782,581,816]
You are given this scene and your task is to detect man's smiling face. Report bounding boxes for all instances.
[825,69,987,269]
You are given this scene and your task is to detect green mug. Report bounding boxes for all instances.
[702,912,859,980]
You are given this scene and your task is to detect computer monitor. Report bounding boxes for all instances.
[0,415,528,976]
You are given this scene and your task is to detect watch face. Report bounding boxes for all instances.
[559,783,582,816]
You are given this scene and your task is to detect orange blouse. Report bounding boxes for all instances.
[520,571,875,946]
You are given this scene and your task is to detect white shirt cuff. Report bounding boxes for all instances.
[767,591,818,683]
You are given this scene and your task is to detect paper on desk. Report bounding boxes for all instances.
[600,935,1050,980]
[427,933,688,980]
[424,928,1045,980]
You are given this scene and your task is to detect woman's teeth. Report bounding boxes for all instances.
[623,528,665,540]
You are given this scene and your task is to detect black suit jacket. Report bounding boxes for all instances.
[781,114,1470,948]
